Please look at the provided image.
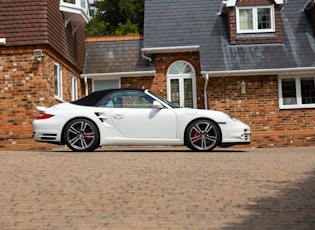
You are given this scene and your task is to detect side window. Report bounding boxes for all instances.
[97,91,154,108]
[71,75,78,101]
[54,62,62,100]
[279,76,315,109]
[236,5,275,34]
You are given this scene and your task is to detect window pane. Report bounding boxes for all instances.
[258,8,271,30]
[94,79,119,91]
[169,65,179,74]
[239,9,253,30]
[71,76,78,101]
[282,79,297,105]
[301,77,315,104]
[170,79,180,106]
[54,64,61,97]
[184,79,193,108]
[64,0,75,4]
[183,64,194,74]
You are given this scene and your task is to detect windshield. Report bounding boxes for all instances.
[147,90,179,108]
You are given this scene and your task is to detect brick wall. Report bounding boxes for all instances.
[0,49,83,151]
[208,75,315,148]
[120,52,205,108]
[153,52,205,109]
[121,76,154,90]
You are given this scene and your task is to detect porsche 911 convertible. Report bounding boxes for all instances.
[32,89,250,152]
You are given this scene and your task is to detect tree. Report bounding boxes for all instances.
[85,0,144,36]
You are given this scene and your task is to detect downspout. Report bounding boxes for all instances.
[204,74,209,110]
[84,76,88,96]
[141,49,152,62]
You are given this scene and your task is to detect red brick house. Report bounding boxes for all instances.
[83,0,315,148]
[0,0,90,150]
[2,0,315,150]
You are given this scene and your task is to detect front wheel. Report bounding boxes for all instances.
[185,119,221,151]
[63,118,100,152]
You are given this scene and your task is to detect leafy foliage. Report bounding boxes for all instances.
[85,0,144,36]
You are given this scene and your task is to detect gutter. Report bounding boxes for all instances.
[201,67,315,77]
[141,45,200,61]
[81,70,156,79]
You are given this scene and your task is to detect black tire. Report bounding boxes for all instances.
[63,118,100,152]
[185,119,221,151]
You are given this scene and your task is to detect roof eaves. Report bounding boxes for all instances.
[141,45,200,61]
[221,0,287,13]
[201,67,315,77]
[142,45,200,53]
[81,71,156,79]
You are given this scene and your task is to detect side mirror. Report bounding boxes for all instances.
[152,100,164,109]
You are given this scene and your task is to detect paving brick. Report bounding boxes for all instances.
[0,146,314,229]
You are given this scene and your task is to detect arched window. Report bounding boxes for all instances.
[167,61,197,108]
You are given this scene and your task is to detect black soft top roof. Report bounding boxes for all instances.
[70,89,145,106]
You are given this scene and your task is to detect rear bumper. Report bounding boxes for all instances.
[32,131,60,143]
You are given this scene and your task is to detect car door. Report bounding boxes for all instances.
[110,107,177,139]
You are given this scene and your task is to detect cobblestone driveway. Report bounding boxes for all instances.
[0,146,315,229]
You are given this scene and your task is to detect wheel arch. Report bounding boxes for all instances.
[61,117,101,146]
[183,118,222,146]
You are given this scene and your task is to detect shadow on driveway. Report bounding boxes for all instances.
[222,169,315,230]
[54,146,248,153]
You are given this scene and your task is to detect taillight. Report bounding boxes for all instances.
[36,113,54,120]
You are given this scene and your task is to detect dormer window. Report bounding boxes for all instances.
[236,5,275,34]
[221,0,285,45]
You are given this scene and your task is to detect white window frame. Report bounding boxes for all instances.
[236,5,275,34]
[71,75,78,101]
[92,78,121,92]
[167,61,197,108]
[54,62,63,101]
[278,76,315,109]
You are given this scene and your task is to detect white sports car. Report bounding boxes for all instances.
[32,89,250,152]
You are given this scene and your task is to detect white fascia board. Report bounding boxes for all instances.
[201,67,315,77]
[225,0,237,7]
[141,45,200,54]
[81,71,156,79]
[225,0,285,7]
[274,0,286,4]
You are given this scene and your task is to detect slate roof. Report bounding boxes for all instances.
[83,36,154,74]
[143,0,315,72]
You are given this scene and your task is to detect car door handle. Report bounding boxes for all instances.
[113,114,125,119]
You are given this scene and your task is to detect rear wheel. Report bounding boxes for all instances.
[63,118,99,152]
[185,119,220,151]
